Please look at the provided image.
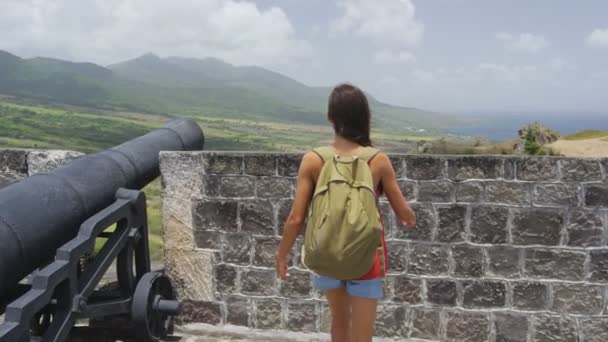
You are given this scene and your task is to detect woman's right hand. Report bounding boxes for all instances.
[276,254,289,280]
[402,208,416,228]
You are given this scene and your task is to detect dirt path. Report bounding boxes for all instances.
[548,138,608,158]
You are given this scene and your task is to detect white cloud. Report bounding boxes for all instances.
[331,0,424,47]
[373,49,415,64]
[411,69,435,82]
[495,32,549,54]
[586,29,608,48]
[0,0,312,66]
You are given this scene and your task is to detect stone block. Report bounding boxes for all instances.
[219,176,255,198]
[240,200,274,235]
[447,156,501,180]
[279,269,312,298]
[456,181,485,203]
[0,149,27,173]
[244,155,276,176]
[225,296,250,326]
[589,250,608,282]
[408,244,450,276]
[417,181,455,203]
[524,249,586,281]
[485,181,531,205]
[276,198,294,236]
[222,233,252,265]
[494,312,528,342]
[277,154,302,176]
[534,183,580,207]
[27,150,83,175]
[585,184,608,207]
[487,246,521,278]
[580,318,608,342]
[202,175,221,197]
[462,280,506,308]
[192,199,238,231]
[516,158,559,181]
[178,300,222,325]
[426,279,457,305]
[560,159,603,182]
[445,310,490,342]
[504,158,516,180]
[253,237,281,268]
[469,205,509,244]
[194,230,224,250]
[512,281,548,311]
[375,305,409,338]
[384,241,407,274]
[567,209,604,247]
[452,244,483,277]
[253,298,283,329]
[552,284,604,315]
[532,315,578,342]
[511,208,564,246]
[240,269,276,296]
[410,307,441,340]
[379,201,395,237]
[395,203,434,241]
[389,155,406,178]
[286,302,317,332]
[205,154,242,174]
[397,179,417,201]
[214,263,237,294]
[436,205,467,242]
[391,275,422,304]
[405,156,445,180]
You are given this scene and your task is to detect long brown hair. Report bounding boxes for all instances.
[327,83,372,147]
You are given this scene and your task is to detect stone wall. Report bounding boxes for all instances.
[160,151,608,342]
[0,149,83,188]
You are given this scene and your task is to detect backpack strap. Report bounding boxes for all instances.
[312,146,334,163]
[357,147,380,163]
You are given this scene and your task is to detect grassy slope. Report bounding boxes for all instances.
[564,130,608,140]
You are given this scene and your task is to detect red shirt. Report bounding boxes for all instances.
[355,186,388,280]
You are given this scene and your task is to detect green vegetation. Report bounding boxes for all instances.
[564,130,608,141]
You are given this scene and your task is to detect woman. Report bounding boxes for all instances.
[276,83,416,342]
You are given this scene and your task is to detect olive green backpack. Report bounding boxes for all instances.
[301,146,383,280]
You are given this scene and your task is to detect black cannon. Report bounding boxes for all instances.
[0,118,204,341]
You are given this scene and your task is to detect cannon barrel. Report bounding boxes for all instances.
[0,118,204,297]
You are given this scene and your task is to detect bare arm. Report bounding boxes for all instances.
[377,153,416,227]
[276,152,318,279]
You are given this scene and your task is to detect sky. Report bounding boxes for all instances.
[0,0,607,115]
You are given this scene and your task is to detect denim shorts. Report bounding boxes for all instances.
[313,275,384,300]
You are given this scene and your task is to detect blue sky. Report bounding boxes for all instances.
[1,0,607,114]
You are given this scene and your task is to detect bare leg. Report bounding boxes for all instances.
[325,288,351,342]
[349,295,378,342]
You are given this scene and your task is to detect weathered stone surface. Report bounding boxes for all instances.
[451,244,482,277]
[277,154,301,177]
[253,237,281,267]
[405,156,445,180]
[580,318,608,342]
[385,241,408,273]
[448,156,501,180]
[375,305,409,337]
[512,282,548,311]
[193,200,238,231]
[408,244,449,276]
[319,303,330,333]
[253,298,283,329]
[220,176,255,198]
[240,200,274,235]
[276,199,294,236]
[504,159,516,180]
[469,206,509,244]
[165,248,215,302]
[426,279,457,305]
[202,175,221,197]
[436,205,467,242]
[445,310,490,342]
[524,249,586,281]
[410,307,441,340]
[222,234,252,265]
[534,183,579,207]
[214,263,237,294]
[494,312,528,342]
[391,276,422,304]
[286,302,316,332]
[244,155,276,176]
[463,280,506,308]
[487,246,520,278]
[379,201,395,237]
[417,181,455,203]
[397,180,417,201]
[0,149,27,173]
[27,150,83,175]
[256,177,292,198]
[456,181,485,203]
[0,172,22,189]
[516,158,559,181]
[225,296,250,326]
[511,208,564,245]
[560,159,603,182]
[552,284,604,315]
[178,300,222,324]
[279,269,311,298]
[532,315,578,342]
[206,154,242,174]
[567,209,604,247]
[389,155,406,178]
[585,184,608,207]
[395,203,434,241]
[240,269,276,296]
[194,230,223,250]
[589,250,608,282]
[485,181,531,205]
